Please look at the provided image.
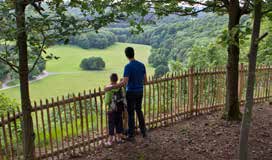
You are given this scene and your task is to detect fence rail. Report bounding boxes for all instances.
[0,64,271,159]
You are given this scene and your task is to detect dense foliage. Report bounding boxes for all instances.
[70,31,117,49]
[154,65,169,78]
[0,93,18,114]
[256,18,272,65]
[80,57,106,70]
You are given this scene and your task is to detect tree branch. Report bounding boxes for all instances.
[262,9,272,16]
[176,7,211,16]
[25,0,44,5]
[150,4,225,17]
[240,0,251,15]
[31,1,44,16]
[145,0,216,7]
[221,0,229,9]
[0,40,18,72]
[29,32,46,73]
[257,32,268,43]
[176,0,212,6]
[0,56,19,73]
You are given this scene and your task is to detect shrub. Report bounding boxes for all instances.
[80,57,106,70]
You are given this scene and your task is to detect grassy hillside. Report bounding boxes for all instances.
[1,43,153,102]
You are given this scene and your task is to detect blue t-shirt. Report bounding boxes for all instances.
[123,60,146,92]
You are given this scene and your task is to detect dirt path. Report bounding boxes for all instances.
[72,104,272,160]
[0,71,82,90]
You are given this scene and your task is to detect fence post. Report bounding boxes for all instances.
[188,67,194,115]
[238,63,245,103]
[265,65,270,102]
[267,65,271,102]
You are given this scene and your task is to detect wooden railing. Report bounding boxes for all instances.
[0,64,271,159]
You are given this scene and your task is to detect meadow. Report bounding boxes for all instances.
[0,43,153,102]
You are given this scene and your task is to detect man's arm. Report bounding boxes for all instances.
[105,64,130,91]
[116,77,128,88]
[104,77,129,91]
[143,64,147,85]
[144,74,148,85]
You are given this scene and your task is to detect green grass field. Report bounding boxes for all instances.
[0,43,153,102]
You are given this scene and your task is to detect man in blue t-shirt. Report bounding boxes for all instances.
[105,47,147,141]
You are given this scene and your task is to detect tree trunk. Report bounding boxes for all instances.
[15,0,35,159]
[224,0,242,120]
[239,0,262,159]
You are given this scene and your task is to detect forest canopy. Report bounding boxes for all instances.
[69,31,117,49]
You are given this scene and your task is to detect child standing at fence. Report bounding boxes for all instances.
[104,73,126,146]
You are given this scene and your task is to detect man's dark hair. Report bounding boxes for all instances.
[125,47,135,59]
[110,73,118,82]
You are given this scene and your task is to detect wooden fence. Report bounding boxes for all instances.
[0,64,271,159]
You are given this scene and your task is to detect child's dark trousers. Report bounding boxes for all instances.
[108,110,123,136]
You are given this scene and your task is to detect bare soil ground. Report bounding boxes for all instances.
[72,104,272,160]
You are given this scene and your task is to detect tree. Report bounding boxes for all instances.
[239,0,270,159]
[0,0,140,159]
[223,0,247,120]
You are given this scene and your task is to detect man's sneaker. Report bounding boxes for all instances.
[104,141,113,147]
[123,129,129,136]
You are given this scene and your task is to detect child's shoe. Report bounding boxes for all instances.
[104,141,113,147]
[117,139,125,144]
